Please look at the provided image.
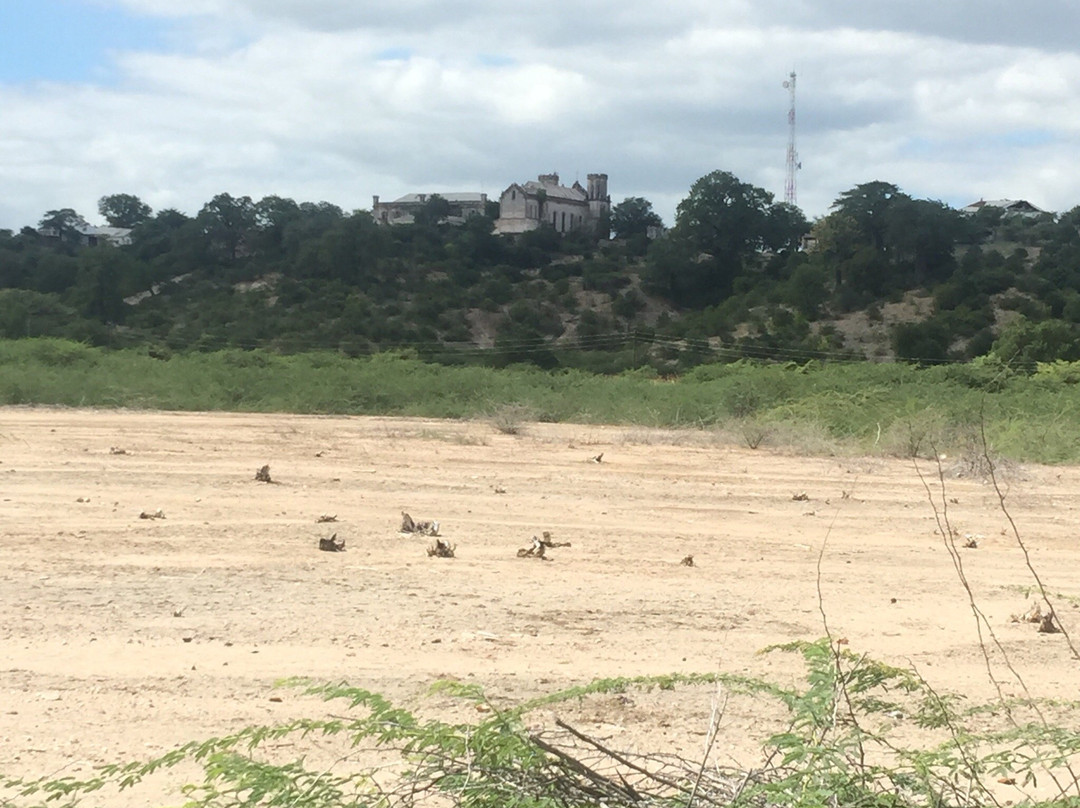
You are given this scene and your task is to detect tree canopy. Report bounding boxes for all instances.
[98,194,152,228]
[610,197,663,239]
[643,170,809,307]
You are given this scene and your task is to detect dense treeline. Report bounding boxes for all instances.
[649,177,1080,366]
[3,171,1080,371]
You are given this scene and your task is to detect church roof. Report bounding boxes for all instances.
[389,192,486,204]
[520,180,587,202]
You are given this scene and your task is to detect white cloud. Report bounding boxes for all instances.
[1,0,1079,231]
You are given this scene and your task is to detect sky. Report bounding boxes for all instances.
[1,0,1078,232]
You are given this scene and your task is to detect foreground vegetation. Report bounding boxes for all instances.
[4,639,1079,807]
[4,338,1080,464]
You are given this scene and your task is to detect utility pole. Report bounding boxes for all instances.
[783,71,800,206]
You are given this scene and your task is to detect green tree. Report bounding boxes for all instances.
[885,197,962,284]
[298,212,393,287]
[0,289,100,340]
[38,209,85,244]
[72,246,131,323]
[413,194,452,229]
[675,170,774,258]
[610,197,663,239]
[782,263,831,318]
[278,202,345,259]
[831,181,908,252]
[959,204,1004,244]
[198,193,256,262]
[808,213,862,264]
[31,253,80,294]
[645,170,796,307]
[763,202,809,252]
[98,194,152,228]
[450,212,502,266]
[642,233,699,304]
[891,320,951,364]
[991,317,1080,366]
[129,208,194,266]
[252,195,301,254]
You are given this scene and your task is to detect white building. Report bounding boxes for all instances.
[961,199,1046,219]
[494,173,609,235]
[38,219,132,247]
[371,192,489,226]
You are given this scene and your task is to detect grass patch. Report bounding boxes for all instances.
[3,339,1080,464]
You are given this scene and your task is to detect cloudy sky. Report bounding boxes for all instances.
[1,0,1077,232]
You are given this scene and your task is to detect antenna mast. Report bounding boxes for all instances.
[783,71,799,206]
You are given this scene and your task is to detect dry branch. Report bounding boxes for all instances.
[517,537,547,559]
[505,719,758,808]
[427,539,456,558]
[540,530,572,548]
[318,534,346,552]
[401,511,440,536]
[518,533,573,559]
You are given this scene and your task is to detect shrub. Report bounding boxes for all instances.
[488,402,534,435]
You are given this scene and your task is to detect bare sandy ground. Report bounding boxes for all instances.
[1,408,1078,805]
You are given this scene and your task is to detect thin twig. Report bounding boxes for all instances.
[686,688,726,808]
[979,417,1080,661]
[814,488,868,768]
[554,718,693,796]
[916,444,1074,798]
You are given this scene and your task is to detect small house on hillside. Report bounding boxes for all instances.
[494,172,610,235]
[80,225,133,247]
[38,220,133,247]
[961,199,1046,219]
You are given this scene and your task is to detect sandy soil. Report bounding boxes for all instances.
[1,408,1078,805]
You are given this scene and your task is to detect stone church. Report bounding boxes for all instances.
[494,173,609,235]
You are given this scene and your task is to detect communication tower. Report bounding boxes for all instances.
[783,71,800,206]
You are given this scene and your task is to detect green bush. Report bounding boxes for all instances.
[3,339,1080,462]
